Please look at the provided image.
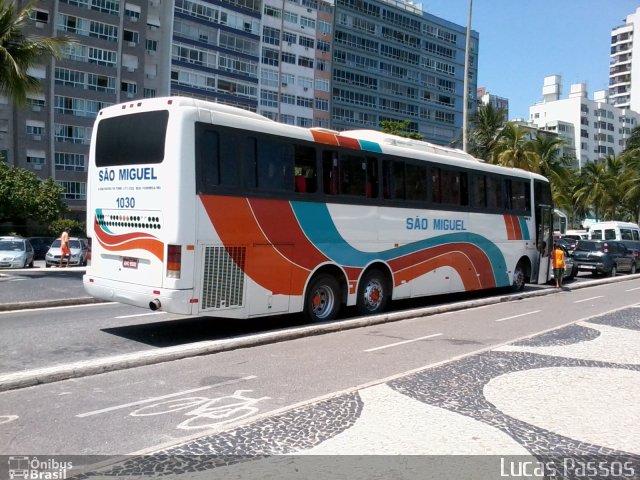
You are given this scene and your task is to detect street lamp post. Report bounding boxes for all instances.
[462,0,473,153]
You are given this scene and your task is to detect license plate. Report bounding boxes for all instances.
[123,257,138,269]
[580,265,595,269]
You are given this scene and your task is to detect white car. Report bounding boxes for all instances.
[0,238,35,269]
[45,237,89,267]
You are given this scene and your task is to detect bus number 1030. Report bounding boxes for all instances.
[116,197,136,208]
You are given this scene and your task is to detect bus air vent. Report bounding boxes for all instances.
[201,246,245,310]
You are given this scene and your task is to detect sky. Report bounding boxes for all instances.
[424,0,640,120]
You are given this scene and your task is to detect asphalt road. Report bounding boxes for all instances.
[0,275,638,456]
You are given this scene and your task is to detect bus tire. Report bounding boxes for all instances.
[511,262,526,292]
[304,274,341,323]
[356,269,389,316]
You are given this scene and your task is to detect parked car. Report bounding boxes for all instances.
[619,240,640,262]
[45,237,89,267]
[549,245,577,281]
[27,236,56,260]
[555,236,577,252]
[0,238,35,269]
[572,240,637,276]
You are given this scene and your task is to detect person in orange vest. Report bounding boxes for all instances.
[552,242,566,288]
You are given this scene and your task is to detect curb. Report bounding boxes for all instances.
[0,274,637,392]
[0,297,106,312]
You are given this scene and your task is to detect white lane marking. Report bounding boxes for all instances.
[574,296,605,304]
[115,312,166,319]
[364,333,442,353]
[76,375,257,418]
[494,310,541,322]
[0,302,118,315]
[625,286,640,292]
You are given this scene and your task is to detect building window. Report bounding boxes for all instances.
[281,52,296,64]
[121,81,137,97]
[262,47,279,66]
[146,39,158,53]
[123,29,139,44]
[260,89,278,108]
[55,152,86,171]
[283,32,296,44]
[30,9,49,23]
[262,26,280,45]
[298,56,313,68]
[143,88,156,98]
[57,181,87,200]
[284,11,298,24]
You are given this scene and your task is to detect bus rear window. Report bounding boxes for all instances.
[95,110,168,166]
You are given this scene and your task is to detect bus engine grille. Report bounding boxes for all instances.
[201,246,246,310]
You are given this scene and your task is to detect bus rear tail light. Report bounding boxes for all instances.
[167,244,181,279]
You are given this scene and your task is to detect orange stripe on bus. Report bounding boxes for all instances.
[200,195,308,295]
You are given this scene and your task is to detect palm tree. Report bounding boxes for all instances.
[491,123,539,172]
[621,149,640,223]
[466,103,506,161]
[530,134,573,210]
[573,161,609,222]
[0,0,68,104]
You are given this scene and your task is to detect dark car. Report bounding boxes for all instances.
[619,240,640,262]
[27,237,55,260]
[572,240,637,276]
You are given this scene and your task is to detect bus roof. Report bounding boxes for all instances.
[97,96,549,183]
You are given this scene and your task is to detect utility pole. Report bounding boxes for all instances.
[462,0,473,152]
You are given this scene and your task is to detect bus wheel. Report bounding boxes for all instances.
[304,274,341,322]
[357,269,389,316]
[511,262,526,292]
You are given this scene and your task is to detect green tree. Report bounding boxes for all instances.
[572,161,610,222]
[466,103,506,161]
[379,120,422,140]
[491,123,539,172]
[0,0,69,104]
[0,162,68,229]
[48,218,85,237]
[530,134,574,208]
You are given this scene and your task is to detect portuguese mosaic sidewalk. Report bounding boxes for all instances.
[70,305,640,479]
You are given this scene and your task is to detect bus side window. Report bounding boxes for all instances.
[382,159,404,200]
[431,167,441,203]
[366,156,378,198]
[340,154,366,196]
[257,139,293,191]
[470,174,486,208]
[406,163,426,201]
[294,145,317,194]
[322,151,338,195]
[441,169,460,205]
[219,130,242,188]
[195,128,219,194]
[486,176,502,209]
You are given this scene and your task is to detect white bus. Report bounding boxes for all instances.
[84,97,554,322]
[553,209,567,236]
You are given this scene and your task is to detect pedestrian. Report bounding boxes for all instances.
[552,242,565,288]
[59,228,70,267]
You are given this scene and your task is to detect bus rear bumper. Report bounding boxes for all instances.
[83,275,194,315]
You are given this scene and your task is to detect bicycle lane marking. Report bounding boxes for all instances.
[76,375,257,418]
[129,389,271,430]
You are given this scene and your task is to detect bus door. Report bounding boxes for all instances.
[533,205,553,284]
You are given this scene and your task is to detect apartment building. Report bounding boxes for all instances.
[331,0,477,145]
[530,75,640,170]
[477,87,508,120]
[609,6,640,111]
[1,0,475,219]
